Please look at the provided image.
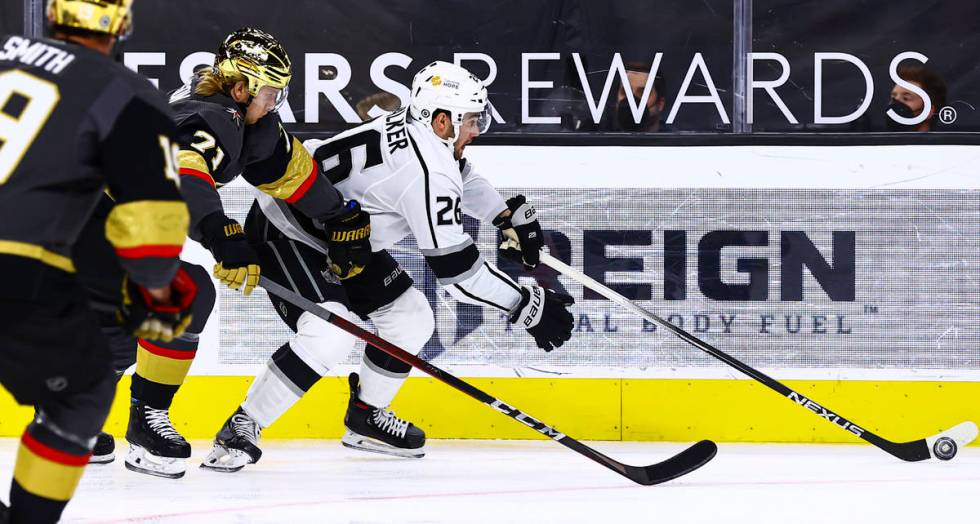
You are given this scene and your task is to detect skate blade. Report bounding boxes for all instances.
[200,445,253,473]
[124,445,186,479]
[341,430,425,459]
[89,452,115,465]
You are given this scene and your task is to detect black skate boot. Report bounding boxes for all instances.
[0,500,8,524]
[124,401,191,479]
[342,372,425,458]
[201,406,263,473]
[89,432,115,464]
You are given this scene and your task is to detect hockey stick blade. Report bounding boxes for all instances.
[259,276,717,485]
[626,440,717,485]
[883,421,979,462]
[560,437,716,486]
[505,237,980,462]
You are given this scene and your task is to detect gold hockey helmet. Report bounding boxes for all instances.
[215,27,292,99]
[47,0,134,38]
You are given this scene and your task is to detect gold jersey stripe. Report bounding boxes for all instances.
[178,149,210,175]
[105,200,189,250]
[0,240,75,273]
[14,442,85,501]
[135,344,195,386]
[255,137,314,200]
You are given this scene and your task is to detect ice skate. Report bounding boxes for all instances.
[89,432,115,464]
[201,406,263,473]
[342,373,425,458]
[124,401,191,479]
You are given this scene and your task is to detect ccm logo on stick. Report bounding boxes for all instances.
[490,400,565,439]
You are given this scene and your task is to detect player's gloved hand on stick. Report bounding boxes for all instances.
[509,285,575,352]
[323,200,372,280]
[493,194,543,269]
[200,212,261,295]
[117,267,198,343]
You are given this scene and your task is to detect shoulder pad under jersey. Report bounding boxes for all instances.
[243,111,284,165]
[172,93,244,144]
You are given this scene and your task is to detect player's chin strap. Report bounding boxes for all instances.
[501,230,979,462]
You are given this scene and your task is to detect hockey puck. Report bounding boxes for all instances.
[933,437,957,461]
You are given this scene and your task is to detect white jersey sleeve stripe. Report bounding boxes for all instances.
[419,237,473,257]
[434,255,484,285]
[424,242,482,281]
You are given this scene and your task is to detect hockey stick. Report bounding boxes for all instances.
[504,238,978,462]
[259,276,717,486]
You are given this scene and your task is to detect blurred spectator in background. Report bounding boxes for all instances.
[356,92,401,121]
[887,62,947,132]
[603,61,668,132]
[535,86,597,132]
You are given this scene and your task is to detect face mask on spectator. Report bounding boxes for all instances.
[885,100,919,132]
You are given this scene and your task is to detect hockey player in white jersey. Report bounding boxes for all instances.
[201,61,573,471]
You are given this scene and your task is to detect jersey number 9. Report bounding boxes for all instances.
[0,70,60,184]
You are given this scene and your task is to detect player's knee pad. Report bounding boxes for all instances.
[36,368,116,446]
[290,301,359,374]
[101,262,213,375]
[103,326,136,375]
[369,287,434,356]
[181,262,216,335]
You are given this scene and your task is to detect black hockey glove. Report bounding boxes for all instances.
[117,267,198,343]
[200,212,261,295]
[493,194,542,269]
[323,200,372,280]
[509,285,575,352]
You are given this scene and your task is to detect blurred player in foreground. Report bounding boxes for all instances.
[0,0,196,520]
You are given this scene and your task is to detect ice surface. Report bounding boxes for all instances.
[0,439,976,523]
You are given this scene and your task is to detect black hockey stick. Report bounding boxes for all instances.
[259,276,717,486]
[509,241,978,462]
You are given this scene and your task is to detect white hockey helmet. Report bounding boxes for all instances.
[409,61,492,148]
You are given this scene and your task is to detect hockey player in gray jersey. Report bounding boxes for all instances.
[201,61,574,471]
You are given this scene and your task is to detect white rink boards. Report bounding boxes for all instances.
[187,143,980,381]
